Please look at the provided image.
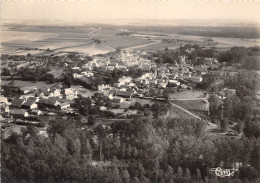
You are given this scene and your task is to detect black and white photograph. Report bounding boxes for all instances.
[1,1,260,183]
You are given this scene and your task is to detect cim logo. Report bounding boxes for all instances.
[211,167,238,177]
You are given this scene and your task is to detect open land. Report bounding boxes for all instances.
[2,25,259,56]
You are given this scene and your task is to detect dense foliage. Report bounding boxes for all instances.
[18,67,55,83]
[151,44,216,65]
[218,47,260,69]
[2,113,260,183]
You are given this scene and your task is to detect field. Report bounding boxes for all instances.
[1,124,27,139]
[0,79,58,89]
[2,24,259,56]
[171,99,209,112]
[169,90,205,99]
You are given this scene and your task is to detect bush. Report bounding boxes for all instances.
[2,68,11,76]
[102,111,116,118]
[88,116,95,125]
[37,121,47,128]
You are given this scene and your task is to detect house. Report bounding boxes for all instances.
[38,98,60,108]
[27,97,40,103]
[50,89,61,97]
[0,96,9,108]
[59,102,70,110]
[35,88,51,98]
[10,109,29,118]
[224,88,236,98]
[0,96,8,105]
[31,109,42,115]
[111,96,124,103]
[159,65,169,73]
[21,100,38,109]
[64,88,77,100]
[141,64,151,72]
[72,67,81,73]
[119,76,132,86]
[168,80,180,87]
[73,73,83,79]
[46,99,60,108]
[228,71,238,77]
[107,66,115,71]
[11,99,25,108]
[158,82,167,89]
[81,71,94,77]
[178,56,186,64]
[109,89,117,96]
[70,85,82,92]
[116,90,134,98]
[188,76,203,83]
[20,86,37,94]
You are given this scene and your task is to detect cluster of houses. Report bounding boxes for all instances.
[0,85,82,119]
[71,50,154,79]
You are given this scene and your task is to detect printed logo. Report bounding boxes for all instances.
[211,167,238,177]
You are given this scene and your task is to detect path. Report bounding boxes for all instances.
[125,40,161,51]
[170,97,208,101]
[169,102,201,120]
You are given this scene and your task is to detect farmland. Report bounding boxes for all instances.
[169,90,205,99]
[2,24,259,57]
[0,79,58,89]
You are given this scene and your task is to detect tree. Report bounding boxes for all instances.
[46,73,55,84]
[220,118,229,131]
[151,102,168,119]
[177,166,183,177]
[197,169,202,180]
[21,125,39,140]
[132,177,141,183]
[209,94,221,122]
[184,168,191,181]
[92,93,111,109]
[88,116,95,125]
[149,88,156,97]
[2,67,11,76]
[121,170,130,183]
[95,124,106,161]
[47,119,66,140]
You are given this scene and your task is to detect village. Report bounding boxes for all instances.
[0,45,242,140]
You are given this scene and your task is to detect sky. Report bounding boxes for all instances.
[1,1,260,25]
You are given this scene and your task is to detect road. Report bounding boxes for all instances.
[169,102,201,120]
[170,98,208,101]
[125,40,161,51]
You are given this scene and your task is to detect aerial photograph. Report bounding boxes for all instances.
[0,1,260,183]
